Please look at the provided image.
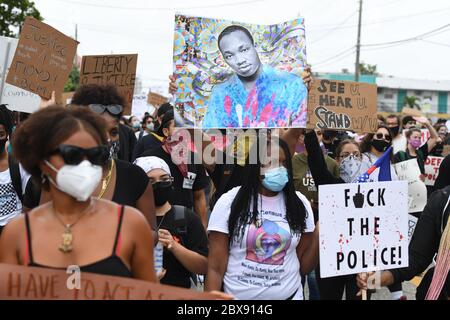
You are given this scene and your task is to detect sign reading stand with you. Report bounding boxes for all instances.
[5,16,79,100]
[307,79,378,133]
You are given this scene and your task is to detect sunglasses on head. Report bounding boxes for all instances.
[374,133,392,141]
[51,145,110,166]
[88,104,123,115]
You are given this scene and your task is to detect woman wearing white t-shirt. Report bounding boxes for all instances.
[206,137,319,300]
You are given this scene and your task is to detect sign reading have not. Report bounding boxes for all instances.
[80,54,138,115]
[318,181,409,278]
[5,16,78,100]
[307,79,378,133]
[0,264,215,300]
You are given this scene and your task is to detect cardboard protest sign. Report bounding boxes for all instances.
[132,94,155,119]
[401,107,423,118]
[173,14,308,129]
[0,264,216,300]
[307,79,378,133]
[80,54,138,115]
[147,92,168,107]
[394,159,427,213]
[319,181,409,278]
[0,36,41,113]
[5,17,78,100]
[424,156,443,186]
[408,214,418,243]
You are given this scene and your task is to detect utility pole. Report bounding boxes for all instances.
[73,24,78,66]
[355,0,363,82]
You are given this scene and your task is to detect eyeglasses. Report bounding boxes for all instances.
[88,104,123,115]
[374,133,392,141]
[338,152,361,159]
[51,145,110,166]
[151,177,174,189]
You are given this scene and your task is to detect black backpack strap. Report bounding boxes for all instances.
[172,205,188,239]
[441,190,450,234]
[138,130,144,140]
[8,154,23,202]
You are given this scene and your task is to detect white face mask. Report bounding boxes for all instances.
[45,160,102,201]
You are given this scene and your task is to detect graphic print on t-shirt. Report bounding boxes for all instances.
[0,182,20,217]
[245,218,292,265]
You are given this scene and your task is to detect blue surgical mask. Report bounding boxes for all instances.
[261,166,289,192]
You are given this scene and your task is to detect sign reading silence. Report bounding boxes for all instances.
[0,264,216,300]
[319,181,409,278]
[307,79,378,133]
[80,54,138,115]
[5,16,78,100]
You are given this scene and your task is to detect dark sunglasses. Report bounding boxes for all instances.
[374,133,392,141]
[52,145,110,166]
[88,104,123,115]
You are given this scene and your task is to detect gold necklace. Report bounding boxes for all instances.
[98,159,114,199]
[53,199,94,253]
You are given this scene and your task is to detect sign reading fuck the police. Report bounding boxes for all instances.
[318,181,409,278]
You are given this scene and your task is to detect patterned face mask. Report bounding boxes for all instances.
[339,155,371,183]
[109,140,120,160]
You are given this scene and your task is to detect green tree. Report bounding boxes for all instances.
[404,96,421,110]
[0,0,43,37]
[359,62,378,75]
[64,64,80,92]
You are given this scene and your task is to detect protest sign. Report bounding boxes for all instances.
[173,14,308,129]
[132,94,155,119]
[147,92,168,107]
[307,79,378,133]
[5,17,78,100]
[394,159,427,213]
[319,181,409,278]
[80,54,138,115]
[401,107,423,118]
[424,156,443,186]
[0,263,215,300]
[0,36,40,113]
[408,214,418,243]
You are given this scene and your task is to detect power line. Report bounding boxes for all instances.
[311,46,356,67]
[420,39,450,48]
[309,10,358,45]
[52,0,266,10]
[361,24,450,47]
[308,7,450,32]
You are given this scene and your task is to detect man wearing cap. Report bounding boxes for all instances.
[134,156,208,288]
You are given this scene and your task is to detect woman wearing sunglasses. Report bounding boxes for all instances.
[359,125,399,181]
[0,107,156,280]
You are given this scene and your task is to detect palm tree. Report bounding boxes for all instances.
[404,96,421,110]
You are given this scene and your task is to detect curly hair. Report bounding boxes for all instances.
[12,106,108,190]
[71,83,126,119]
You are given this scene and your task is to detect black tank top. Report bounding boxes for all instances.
[25,205,132,278]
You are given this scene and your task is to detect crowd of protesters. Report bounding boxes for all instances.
[0,63,449,300]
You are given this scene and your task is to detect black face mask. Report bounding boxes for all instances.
[371,139,391,152]
[390,126,400,137]
[153,183,173,206]
[0,139,6,154]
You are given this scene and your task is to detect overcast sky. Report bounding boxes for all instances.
[33,0,450,91]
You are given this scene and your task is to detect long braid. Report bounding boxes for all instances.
[425,200,450,300]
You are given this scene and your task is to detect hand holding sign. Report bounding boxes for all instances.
[353,185,364,208]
